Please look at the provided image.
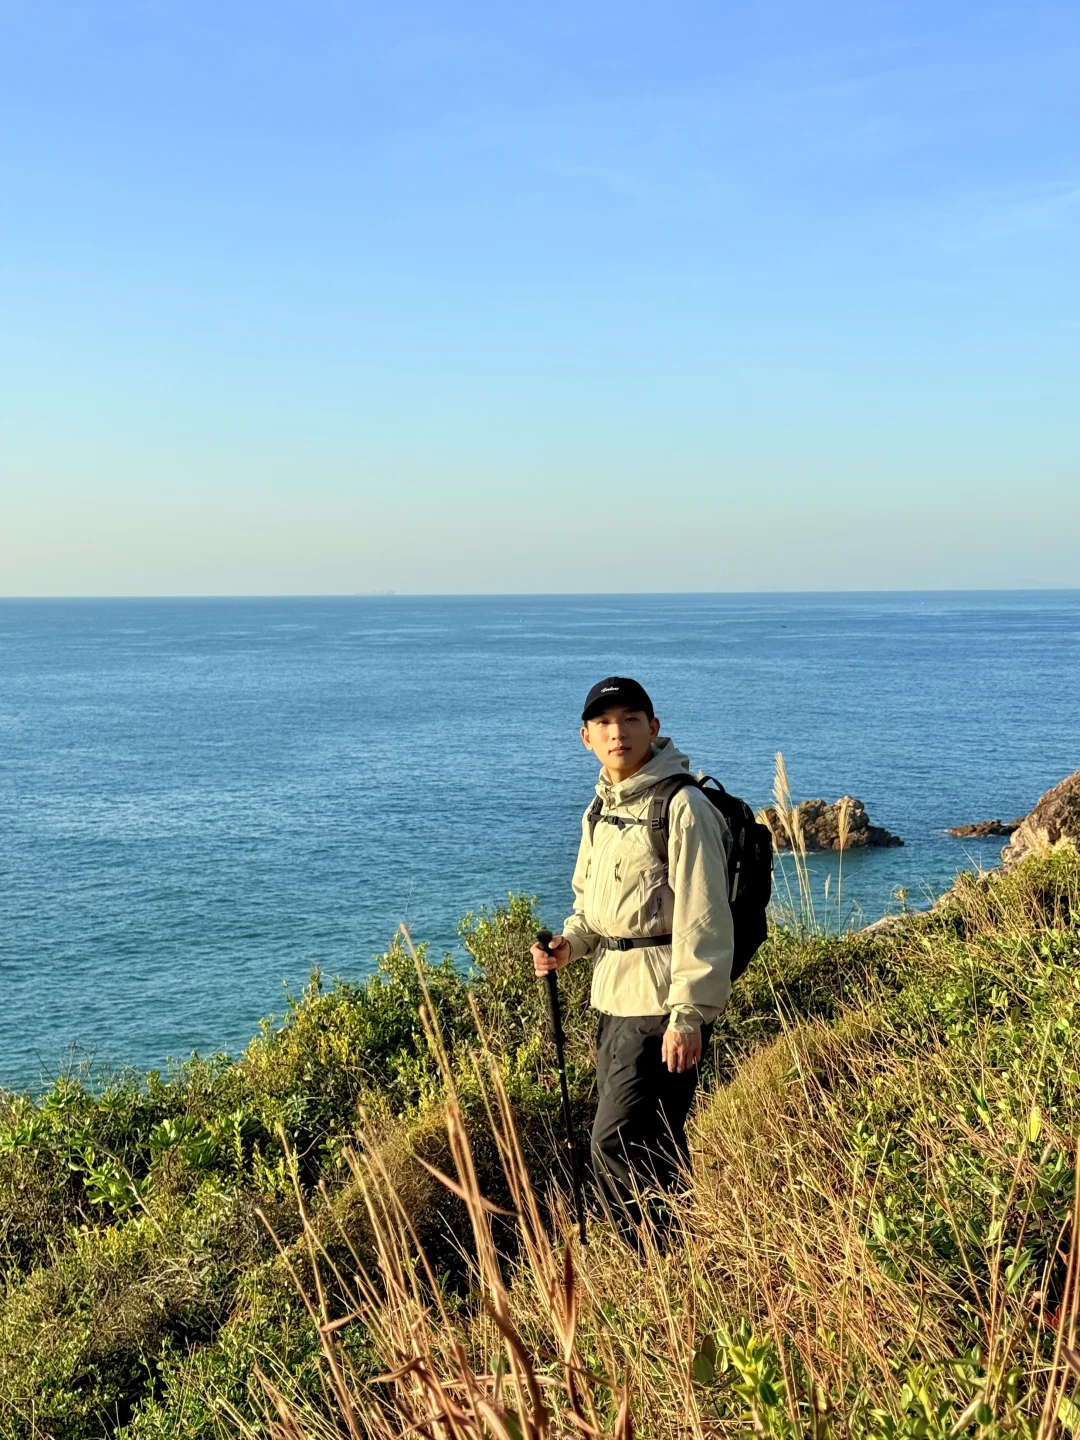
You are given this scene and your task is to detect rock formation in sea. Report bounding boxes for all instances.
[947,818,1024,838]
[1002,770,1080,867]
[758,796,903,852]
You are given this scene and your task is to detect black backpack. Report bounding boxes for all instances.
[587,775,773,983]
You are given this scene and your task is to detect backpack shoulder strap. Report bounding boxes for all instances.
[586,795,604,843]
[647,774,701,869]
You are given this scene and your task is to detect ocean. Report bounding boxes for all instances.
[1,592,1077,1093]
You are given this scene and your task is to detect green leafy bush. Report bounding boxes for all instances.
[0,897,567,1437]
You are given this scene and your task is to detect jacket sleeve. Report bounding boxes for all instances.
[665,788,735,1033]
[561,809,601,962]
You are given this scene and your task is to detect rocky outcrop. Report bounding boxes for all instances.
[947,818,1023,839]
[758,797,903,852]
[1002,771,1080,867]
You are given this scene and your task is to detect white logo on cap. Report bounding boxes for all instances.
[601,685,620,693]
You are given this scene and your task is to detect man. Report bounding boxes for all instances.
[531,676,734,1245]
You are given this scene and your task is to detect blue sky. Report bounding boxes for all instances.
[1,0,1077,594]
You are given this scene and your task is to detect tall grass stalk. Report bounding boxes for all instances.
[835,794,853,934]
[770,750,817,933]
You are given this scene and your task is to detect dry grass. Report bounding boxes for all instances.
[9,857,1080,1439]
[220,873,1080,1440]
[225,985,635,1440]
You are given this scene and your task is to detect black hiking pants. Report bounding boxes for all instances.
[590,1013,713,1247]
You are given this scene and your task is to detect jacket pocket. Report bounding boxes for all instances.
[637,866,672,934]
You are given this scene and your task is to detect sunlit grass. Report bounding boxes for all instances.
[3,844,1080,1439]
[233,853,1080,1440]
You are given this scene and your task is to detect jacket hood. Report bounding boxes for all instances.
[596,736,691,808]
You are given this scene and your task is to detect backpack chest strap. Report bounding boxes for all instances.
[588,775,701,854]
[587,796,644,838]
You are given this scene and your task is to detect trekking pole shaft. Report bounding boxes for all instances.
[538,935,588,1245]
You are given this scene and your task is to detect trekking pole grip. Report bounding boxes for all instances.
[536,931,563,1037]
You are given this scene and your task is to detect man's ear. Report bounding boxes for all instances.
[649,717,661,739]
[580,724,595,753]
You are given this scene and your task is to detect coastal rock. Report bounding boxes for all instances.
[758,796,903,852]
[1002,771,1080,867]
[947,818,1024,839]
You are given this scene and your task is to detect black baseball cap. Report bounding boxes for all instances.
[581,676,655,723]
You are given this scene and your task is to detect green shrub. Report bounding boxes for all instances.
[0,903,556,1438]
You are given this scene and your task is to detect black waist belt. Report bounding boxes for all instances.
[599,934,673,951]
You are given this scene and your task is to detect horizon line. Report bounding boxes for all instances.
[1,586,1079,602]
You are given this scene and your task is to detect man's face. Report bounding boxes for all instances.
[580,706,661,780]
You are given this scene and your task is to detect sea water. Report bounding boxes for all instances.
[1,592,1077,1092]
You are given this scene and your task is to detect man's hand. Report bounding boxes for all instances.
[531,935,571,977]
[662,1025,702,1074]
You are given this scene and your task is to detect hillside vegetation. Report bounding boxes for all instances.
[1,850,1079,1439]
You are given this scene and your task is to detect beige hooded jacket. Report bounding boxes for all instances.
[561,738,735,1034]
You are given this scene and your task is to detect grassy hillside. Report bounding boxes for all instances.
[1,852,1078,1438]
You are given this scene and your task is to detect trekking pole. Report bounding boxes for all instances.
[536,930,588,1245]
